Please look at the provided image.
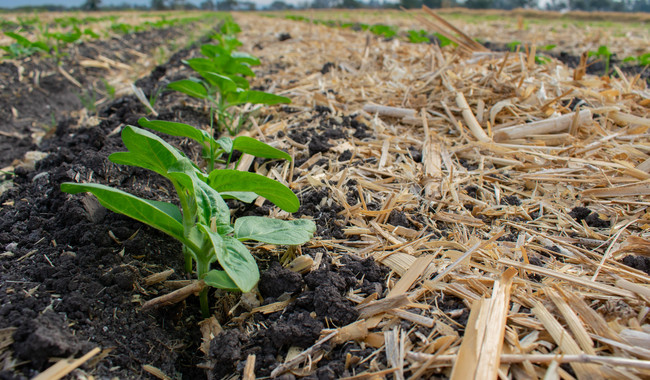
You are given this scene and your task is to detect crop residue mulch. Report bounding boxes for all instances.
[1,9,650,379]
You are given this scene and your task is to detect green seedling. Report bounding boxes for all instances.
[623,53,650,67]
[220,18,241,35]
[435,33,455,48]
[168,72,289,137]
[101,79,116,99]
[588,45,613,75]
[369,24,397,39]
[83,28,100,39]
[507,40,521,52]
[50,111,57,130]
[168,19,289,137]
[1,31,49,59]
[46,27,83,59]
[61,121,315,317]
[407,30,430,44]
[77,88,97,114]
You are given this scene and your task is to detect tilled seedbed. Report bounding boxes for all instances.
[1,10,650,380]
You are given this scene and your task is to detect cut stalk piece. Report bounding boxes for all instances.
[363,104,416,119]
[493,109,592,142]
[455,92,491,142]
[142,280,206,310]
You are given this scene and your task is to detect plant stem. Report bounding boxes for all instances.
[183,246,192,273]
[199,287,209,318]
[174,182,195,274]
[208,106,215,172]
[196,258,210,317]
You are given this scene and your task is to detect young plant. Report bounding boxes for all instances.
[434,33,455,48]
[623,52,650,67]
[61,121,315,317]
[167,65,290,136]
[167,19,290,136]
[369,24,397,39]
[588,45,613,76]
[407,30,430,44]
[638,53,650,66]
[1,31,49,59]
[507,40,522,52]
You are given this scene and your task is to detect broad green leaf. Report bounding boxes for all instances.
[138,118,214,148]
[203,269,239,291]
[83,28,100,39]
[167,158,230,227]
[210,54,232,71]
[51,28,81,43]
[219,191,258,203]
[5,32,31,47]
[221,19,241,35]
[167,79,207,99]
[184,57,218,73]
[638,53,650,65]
[32,41,50,51]
[232,136,291,161]
[234,216,315,245]
[197,222,223,264]
[109,125,185,178]
[60,182,186,244]
[216,136,233,153]
[222,236,259,292]
[597,45,612,57]
[227,74,250,90]
[231,52,260,66]
[108,152,167,175]
[200,43,228,59]
[199,226,259,292]
[223,60,255,77]
[208,169,299,212]
[221,37,243,52]
[199,71,237,94]
[230,90,291,106]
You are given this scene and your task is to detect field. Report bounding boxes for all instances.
[0,8,649,379]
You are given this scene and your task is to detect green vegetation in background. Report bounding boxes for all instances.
[282,14,458,48]
[623,53,650,67]
[0,12,223,60]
